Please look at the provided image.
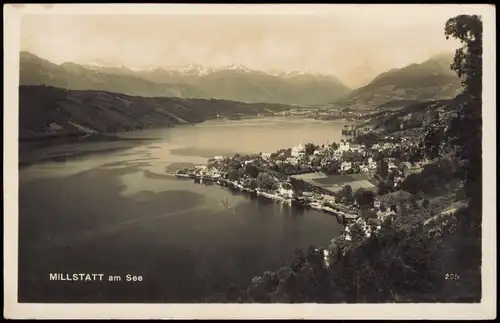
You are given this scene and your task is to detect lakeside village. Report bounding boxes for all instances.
[176,127,428,259]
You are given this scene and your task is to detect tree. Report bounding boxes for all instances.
[422,199,430,209]
[245,164,260,178]
[344,151,364,163]
[444,14,482,213]
[350,222,365,242]
[230,159,242,170]
[377,159,389,179]
[228,169,241,182]
[340,185,354,204]
[257,172,278,191]
[304,143,317,156]
[408,147,423,165]
[311,157,322,167]
[377,180,393,195]
[408,194,420,209]
[421,111,448,161]
[322,160,340,175]
[355,188,375,209]
[361,208,377,220]
[249,178,259,190]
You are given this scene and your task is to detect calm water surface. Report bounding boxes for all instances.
[19,118,346,302]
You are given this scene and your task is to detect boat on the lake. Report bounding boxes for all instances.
[221,197,235,214]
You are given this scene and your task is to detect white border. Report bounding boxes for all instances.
[3,4,497,320]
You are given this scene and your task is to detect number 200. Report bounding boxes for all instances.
[445,273,459,280]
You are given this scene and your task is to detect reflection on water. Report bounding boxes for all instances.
[19,118,346,302]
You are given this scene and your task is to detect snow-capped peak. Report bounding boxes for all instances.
[284,70,311,77]
[223,63,252,72]
[141,65,162,72]
[82,61,129,70]
[176,64,210,75]
[266,69,322,78]
[131,64,212,75]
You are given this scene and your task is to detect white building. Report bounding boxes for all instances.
[349,144,361,152]
[278,184,294,199]
[334,150,343,158]
[213,156,224,161]
[383,142,393,150]
[261,152,272,160]
[338,140,350,152]
[291,144,305,157]
[285,157,299,165]
[341,161,352,172]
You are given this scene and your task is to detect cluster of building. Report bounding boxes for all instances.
[176,129,431,229]
[274,108,364,120]
[257,140,381,176]
[176,158,362,220]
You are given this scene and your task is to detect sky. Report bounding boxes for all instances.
[19,5,470,88]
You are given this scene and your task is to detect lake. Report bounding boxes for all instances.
[18,117,347,302]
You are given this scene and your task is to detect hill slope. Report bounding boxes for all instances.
[19,85,294,140]
[331,53,462,110]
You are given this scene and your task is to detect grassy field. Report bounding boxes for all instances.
[313,173,371,186]
[297,173,377,194]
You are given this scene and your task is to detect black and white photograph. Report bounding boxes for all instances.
[3,3,496,320]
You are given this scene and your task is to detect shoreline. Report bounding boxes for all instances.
[173,172,358,224]
[18,116,347,168]
[19,138,154,169]
[18,115,281,145]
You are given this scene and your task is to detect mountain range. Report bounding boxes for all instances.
[326,52,462,110]
[19,51,351,107]
[19,50,462,113]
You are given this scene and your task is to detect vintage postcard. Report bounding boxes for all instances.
[3,3,497,320]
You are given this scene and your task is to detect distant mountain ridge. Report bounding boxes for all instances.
[20,51,209,99]
[328,52,462,110]
[20,51,461,109]
[19,51,351,106]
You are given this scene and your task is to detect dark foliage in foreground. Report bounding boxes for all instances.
[206,204,480,303]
